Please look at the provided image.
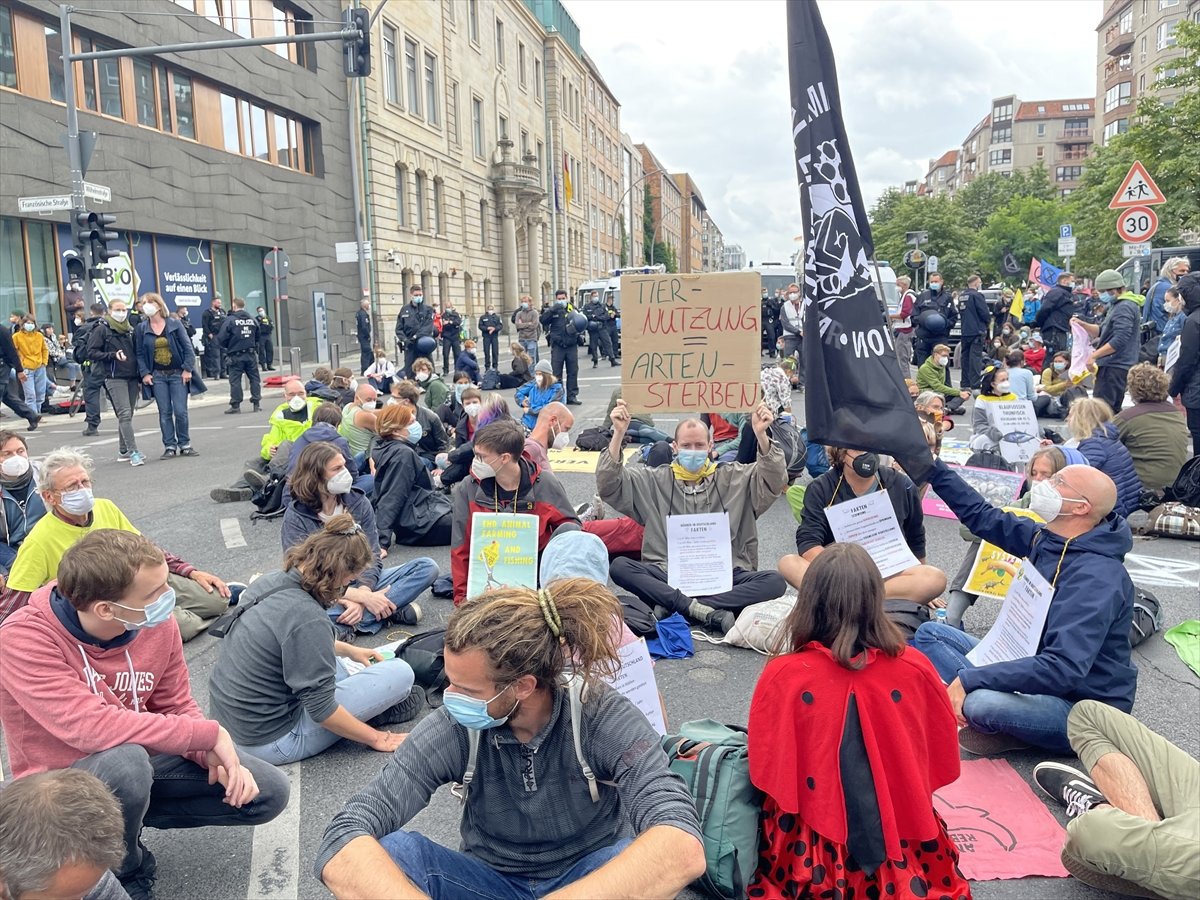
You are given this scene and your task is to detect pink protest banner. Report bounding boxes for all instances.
[1070,319,1092,379]
[922,465,1026,520]
[934,758,1069,880]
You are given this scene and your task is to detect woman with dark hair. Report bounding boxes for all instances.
[209,513,420,765]
[1034,350,1088,418]
[749,543,968,900]
[370,404,453,546]
[497,342,534,389]
[282,442,437,637]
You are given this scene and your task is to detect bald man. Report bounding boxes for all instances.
[910,460,1136,756]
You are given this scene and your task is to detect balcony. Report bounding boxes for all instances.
[1059,149,1090,162]
[1056,130,1092,143]
[1104,55,1132,80]
[1105,23,1134,56]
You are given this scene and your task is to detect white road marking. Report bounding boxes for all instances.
[1125,553,1200,589]
[246,762,302,899]
[220,518,247,549]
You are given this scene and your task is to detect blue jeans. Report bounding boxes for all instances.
[627,421,671,444]
[379,831,633,900]
[240,657,415,764]
[522,339,540,364]
[914,622,1075,753]
[21,366,47,411]
[150,371,190,449]
[326,557,439,635]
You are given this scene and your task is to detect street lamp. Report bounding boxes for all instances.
[616,167,663,267]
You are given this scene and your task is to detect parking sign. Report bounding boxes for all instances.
[1060,224,1072,239]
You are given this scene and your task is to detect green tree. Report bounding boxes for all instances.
[975,195,1062,282]
[642,185,654,264]
[869,192,974,286]
[1065,20,1200,276]
[957,168,1055,232]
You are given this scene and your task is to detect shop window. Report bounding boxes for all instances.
[231,244,265,307]
[27,221,60,331]
[0,217,30,319]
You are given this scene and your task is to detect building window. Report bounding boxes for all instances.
[1104,82,1131,112]
[1103,118,1130,143]
[1055,166,1083,182]
[1064,116,1090,135]
[0,7,16,89]
[415,171,427,231]
[404,38,420,115]
[218,91,308,171]
[989,149,1012,166]
[450,81,460,144]
[534,58,542,100]
[1119,7,1133,32]
[495,18,504,65]
[44,27,65,102]
[1036,123,1046,136]
[518,41,526,88]
[536,139,544,184]
[1157,18,1179,49]
[433,178,443,233]
[479,199,489,249]
[396,165,408,227]
[133,59,157,126]
[498,113,507,140]
[173,73,195,138]
[220,93,240,152]
[992,101,1012,121]
[519,127,528,157]
[424,52,439,124]
[992,125,1012,143]
[468,0,479,44]
[382,24,398,104]
[1159,0,1179,8]
[471,96,484,157]
[1062,102,1091,111]
[247,101,268,160]
[1035,146,1045,160]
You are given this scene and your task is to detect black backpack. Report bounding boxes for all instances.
[393,628,448,690]
[574,425,615,451]
[249,473,286,521]
[72,320,98,363]
[1130,587,1163,647]
[884,599,931,640]
[1164,456,1200,508]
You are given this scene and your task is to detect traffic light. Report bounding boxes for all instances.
[72,208,91,253]
[86,211,118,277]
[63,248,88,288]
[342,8,370,78]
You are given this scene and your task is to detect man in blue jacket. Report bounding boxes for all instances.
[959,274,992,390]
[911,459,1136,756]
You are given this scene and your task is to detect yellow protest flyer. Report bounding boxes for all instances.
[964,506,1045,601]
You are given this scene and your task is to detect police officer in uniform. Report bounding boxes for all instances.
[540,289,583,404]
[218,297,261,414]
[477,304,502,370]
[201,295,228,379]
[395,285,435,377]
[255,305,275,370]
[439,301,463,376]
[604,294,620,360]
[583,291,615,367]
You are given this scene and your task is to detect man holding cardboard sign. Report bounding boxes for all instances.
[597,400,788,635]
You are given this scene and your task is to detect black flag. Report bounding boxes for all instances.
[789,0,927,462]
[1001,249,1021,276]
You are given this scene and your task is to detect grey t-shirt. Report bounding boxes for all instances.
[208,569,339,745]
[314,684,701,880]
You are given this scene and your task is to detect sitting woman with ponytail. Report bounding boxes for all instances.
[750,543,969,900]
[316,579,706,899]
[282,442,438,638]
[209,513,420,765]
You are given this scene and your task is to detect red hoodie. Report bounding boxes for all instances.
[0,583,219,778]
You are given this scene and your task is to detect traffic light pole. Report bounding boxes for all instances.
[59,4,91,300]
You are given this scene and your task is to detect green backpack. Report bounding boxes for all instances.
[662,719,763,899]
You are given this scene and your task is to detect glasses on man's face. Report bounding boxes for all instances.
[1049,472,1091,505]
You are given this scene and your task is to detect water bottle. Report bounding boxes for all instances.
[935,608,948,626]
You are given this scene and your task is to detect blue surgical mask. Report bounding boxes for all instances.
[929,283,941,292]
[556,298,567,306]
[112,587,177,631]
[412,295,424,304]
[676,449,708,473]
[405,421,424,443]
[454,384,467,402]
[443,685,516,730]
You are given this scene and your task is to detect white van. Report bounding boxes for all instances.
[575,264,667,335]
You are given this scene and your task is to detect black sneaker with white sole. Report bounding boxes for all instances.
[1033,761,1107,819]
[370,689,426,727]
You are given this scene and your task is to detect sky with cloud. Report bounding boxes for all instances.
[566,0,1104,264]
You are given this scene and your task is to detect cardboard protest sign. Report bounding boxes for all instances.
[547,446,640,474]
[620,271,761,413]
[983,398,1040,464]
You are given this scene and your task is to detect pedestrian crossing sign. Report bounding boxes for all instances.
[1108,161,1167,209]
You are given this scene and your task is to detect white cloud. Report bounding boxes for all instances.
[566,0,1102,264]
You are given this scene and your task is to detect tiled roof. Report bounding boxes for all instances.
[1016,99,1094,120]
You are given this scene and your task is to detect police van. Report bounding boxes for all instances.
[575,265,667,340]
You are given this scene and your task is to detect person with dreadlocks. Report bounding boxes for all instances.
[315,578,706,898]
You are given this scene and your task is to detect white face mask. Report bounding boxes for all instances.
[552,431,571,450]
[471,456,497,480]
[142,304,158,317]
[326,467,354,495]
[0,454,30,478]
[110,309,128,322]
[288,395,307,412]
[1028,479,1064,522]
[994,381,1010,394]
[21,323,34,332]
[463,402,481,418]
[787,292,800,301]
[936,356,949,367]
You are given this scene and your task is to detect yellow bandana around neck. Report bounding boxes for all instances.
[671,459,718,483]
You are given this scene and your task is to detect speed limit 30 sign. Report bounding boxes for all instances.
[1117,206,1159,243]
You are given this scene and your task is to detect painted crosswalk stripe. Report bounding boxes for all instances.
[246,762,302,899]
[220,518,247,549]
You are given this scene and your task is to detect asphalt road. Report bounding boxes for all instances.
[9,354,1198,900]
